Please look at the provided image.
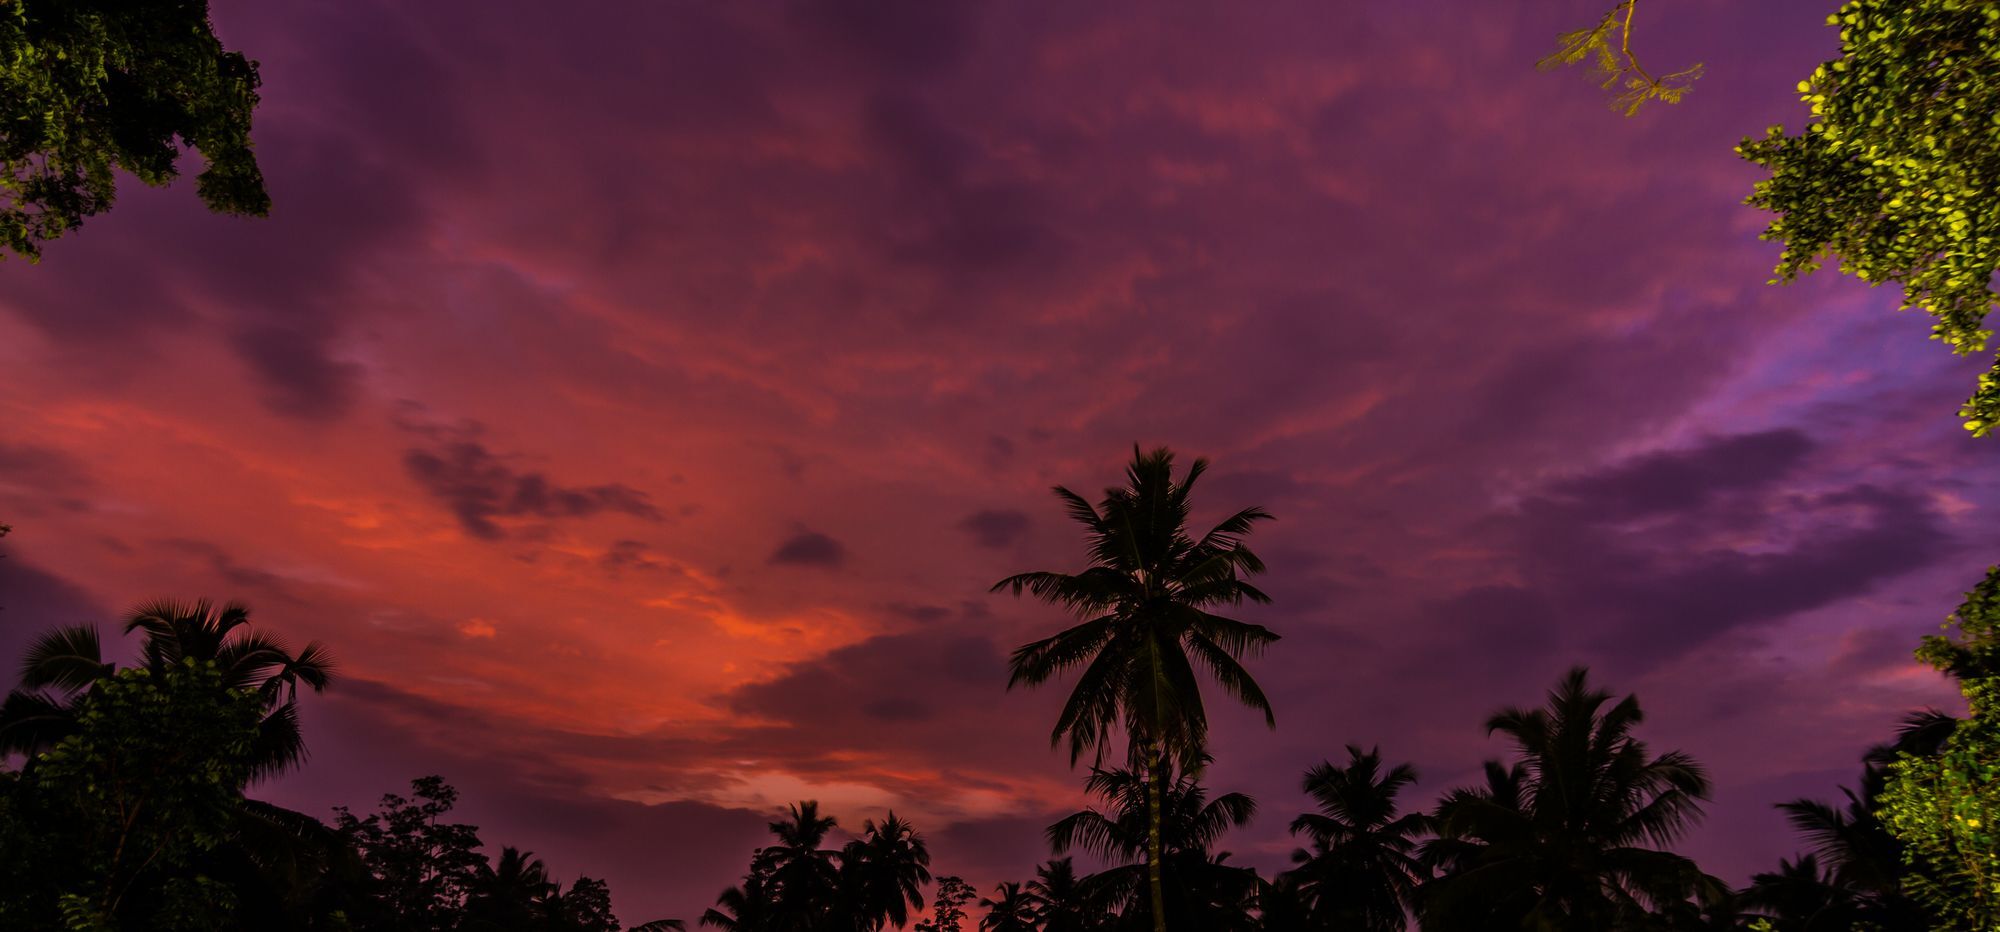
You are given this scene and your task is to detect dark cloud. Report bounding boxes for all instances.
[599,540,663,574]
[1490,434,1953,667]
[230,324,363,421]
[0,441,95,516]
[957,509,1030,549]
[767,529,846,568]
[403,439,665,540]
[156,537,303,603]
[1529,429,1814,522]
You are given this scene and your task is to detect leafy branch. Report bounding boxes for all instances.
[1541,1,1704,116]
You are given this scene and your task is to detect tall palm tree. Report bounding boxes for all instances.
[1025,858,1110,932]
[1419,668,1723,931]
[979,882,1040,932]
[840,812,931,930]
[0,599,334,779]
[1283,745,1429,931]
[996,446,1279,932]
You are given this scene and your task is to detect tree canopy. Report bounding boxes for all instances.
[1,0,269,260]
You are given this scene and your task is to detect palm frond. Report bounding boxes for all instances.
[19,624,109,691]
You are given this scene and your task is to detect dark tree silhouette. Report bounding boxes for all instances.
[1,599,334,780]
[1024,858,1112,932]
[1282,746,1428,931]
[978,882,1039,932]
[1048,761,1260,931]
[840,812,932,930]
[1420,668,1723,931]
[996,446,1278,932]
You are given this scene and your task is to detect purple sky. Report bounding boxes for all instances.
[1,0,1995,924]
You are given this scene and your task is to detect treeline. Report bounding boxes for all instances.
[0,448,1993,930]
[0,601,682,931]
[692,664,1975,932]
[0,597,1984,930]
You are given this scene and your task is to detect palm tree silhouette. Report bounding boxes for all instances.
[0,599,334,779]
[463,846,552,928]
[1745,710,1953,930]
[701,871,776,931]
[840,812,932,930]
[978,882,1039,932]
[1419,668,1722,931]
[995,446,1278,932]
[1283,745,1428,931]
[1047,760,1259,930]
[1024,858,1110,932]
[1740,854,1865,931]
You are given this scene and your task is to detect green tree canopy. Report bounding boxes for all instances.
[1878,565,2000,929]
[1740,1,2000,435]
[1,0,269,260]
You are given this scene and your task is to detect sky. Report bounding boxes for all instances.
[2,0,1997,924]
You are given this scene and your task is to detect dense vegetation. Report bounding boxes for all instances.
[0,450,1990,931]
[0,0,270,260]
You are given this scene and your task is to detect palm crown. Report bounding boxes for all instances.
[1,598,334,781]
[995,445,1279,772]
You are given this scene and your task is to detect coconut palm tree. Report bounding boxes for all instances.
[1025,858,1110,932]
[979,882,1039,932]
[1739,854,1865,931]
[1419,668,1724,931]
[702,871,776,932]
[995,446,1279,932]
[840,812,931,930]
[1283,745,1428,930]
[0,599,334,779]
[463,846,553,929]
[758,801,844,931]
[1048,761,1259,931]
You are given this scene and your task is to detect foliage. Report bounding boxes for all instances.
[0,662,263,930]
[1419,668,1723,931]
[335,776,490,932]
[1045,762,1260,932]
[997,446,1279,932]
[702,800,931,932]
[1541,1,1702,115]
[912,877,976,932]
[0,0,269,260]
[1739,0,2000,435]
[1879,565,2000,929]
[0,599,335,781]
[1282,746,1428,931]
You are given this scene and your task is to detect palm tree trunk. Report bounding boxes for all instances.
[1146,738,1166,932]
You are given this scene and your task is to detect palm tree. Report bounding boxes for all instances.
[979,882,1040,932]
[1,599,334,779]
[1283,745,1428,931]
[995,446,1279,932]
[761,801,844,931]
[1739,854,1865,931]
[1048,761,1259,931]
[702,871,776,931]
[840,812,931,929]
[1025,858,1110,932]
[1419,668,1723,931]
[464,846,553,928]
[1752,712,1951,931]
